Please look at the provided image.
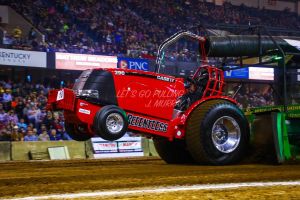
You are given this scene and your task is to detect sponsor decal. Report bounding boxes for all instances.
[0,48,46,68]
[157,76,175,83]
[56,90,64,101]
[79,102,88,106]
[119,60,128,69]
[91,137,143,157]
[117,57,149,71]
[78,108,91,115]
[114,70,125,75]
[245,105,300,114]
[118,141,142,152]
[127,114,168,132]
[93,141,118,153]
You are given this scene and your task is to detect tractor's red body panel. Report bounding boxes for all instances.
[113,69,185,120]
[47,66,236,140]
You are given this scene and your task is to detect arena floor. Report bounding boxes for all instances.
[1,157,300,199]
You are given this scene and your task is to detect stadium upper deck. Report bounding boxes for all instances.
[0,0,299,57]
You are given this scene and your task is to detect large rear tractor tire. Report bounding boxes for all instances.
[153,138,194,164]
[185,100,250,165]
[64,123,92,141]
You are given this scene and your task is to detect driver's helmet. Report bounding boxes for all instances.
[184,77,196,89]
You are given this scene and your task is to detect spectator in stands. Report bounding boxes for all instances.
[12,26,22,39]
[49,129,62,141]
[19,127,26,138]
[11,125,23,141]
[58,126,72,140]
[2,30,13,47]
[0,80,74,141]
[38,124,48,135]
[37,91,47,107]
[15,100,25,119]
[28,27,37,41]
[27,105,40,127]
[36,108,46,128]
[1,0,300,56]
[33,128,38,136]
[24,129,38,141]
[38,130,50,141]
[6,110,18,125]
[17,118,27,131]
[43,111,54,130]
[0,129,10,141]
[2,89,12,111]
[0,108,7,126]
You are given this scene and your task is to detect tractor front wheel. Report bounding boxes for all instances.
[93,105,128,141]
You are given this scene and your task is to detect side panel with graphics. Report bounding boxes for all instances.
[113,69,185,120]
[127,113,171,137]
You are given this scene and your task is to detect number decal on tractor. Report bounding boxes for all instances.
[115,71,125,75]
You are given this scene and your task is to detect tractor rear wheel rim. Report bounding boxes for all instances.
[106,113,124,134]
[211,116,241,153]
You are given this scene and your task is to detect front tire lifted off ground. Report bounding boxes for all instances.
[185,100,250,165]
[93,105,128,141]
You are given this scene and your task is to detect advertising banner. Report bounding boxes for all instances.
[91,136,143,158]
[249,67,274,81]
[118,141,142,153]
[56,52,117,70]
[224,66,274,81]
[92,141,118,153]
[118,57,149,71]
[224,66,249,79]
[0,48,46,68]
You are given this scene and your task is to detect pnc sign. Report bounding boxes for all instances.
[118,58,149,71]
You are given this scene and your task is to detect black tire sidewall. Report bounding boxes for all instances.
[64,122,92,141]
[153,138,194,164]
[201,104,249,165]
[94,105,128,141]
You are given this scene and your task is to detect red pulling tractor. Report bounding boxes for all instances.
[48,31,299,165]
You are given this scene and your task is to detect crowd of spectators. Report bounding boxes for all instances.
[128,0,300,33]
[0,0,299,57]
[228,84,275,109]
[0,80,72,141]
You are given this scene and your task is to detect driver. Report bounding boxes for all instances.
[175,77,202,111]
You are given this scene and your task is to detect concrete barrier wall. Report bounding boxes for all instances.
[0,142,11,161]
[1,139,156,161]
[142,138,158,157]
[11,141,86,161]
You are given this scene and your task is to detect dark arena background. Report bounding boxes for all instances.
[1,0,300,199]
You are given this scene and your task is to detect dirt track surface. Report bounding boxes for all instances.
[1,157,300,199]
